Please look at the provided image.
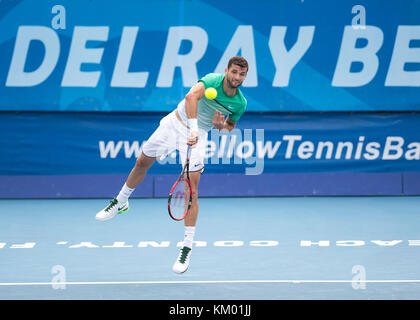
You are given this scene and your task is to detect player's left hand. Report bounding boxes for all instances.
[212,111,225,131]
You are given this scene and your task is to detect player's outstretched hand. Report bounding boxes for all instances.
[212,111,225,131]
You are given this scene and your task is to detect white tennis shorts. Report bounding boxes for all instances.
[142,111,208,172]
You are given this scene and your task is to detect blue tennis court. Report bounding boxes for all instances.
[1,196,419,300]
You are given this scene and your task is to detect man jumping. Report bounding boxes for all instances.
[95,56,248,274]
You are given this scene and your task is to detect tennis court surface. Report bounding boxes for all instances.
[1,196,419,300]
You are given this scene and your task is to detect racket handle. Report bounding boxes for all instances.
[186,144,191,160]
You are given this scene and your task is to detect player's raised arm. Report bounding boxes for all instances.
[185,82,205,146]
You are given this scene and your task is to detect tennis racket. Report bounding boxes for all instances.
[168,145,192,221]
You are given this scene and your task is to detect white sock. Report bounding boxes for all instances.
[116,183,135,203]
[183,226,196,248]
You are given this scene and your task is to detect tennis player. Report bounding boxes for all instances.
[95,56,248,274]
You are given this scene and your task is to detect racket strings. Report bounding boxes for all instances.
[169,179,191,220]
[168,147,192,221]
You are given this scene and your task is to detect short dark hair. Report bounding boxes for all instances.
[228,56,248,71]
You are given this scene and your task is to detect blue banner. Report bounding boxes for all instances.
[0,0,419,112]
[1,112,419,176]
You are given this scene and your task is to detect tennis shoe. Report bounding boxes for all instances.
[172,246,192,274]
[95,198,129,221]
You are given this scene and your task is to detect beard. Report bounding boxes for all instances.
[226,76,242,89]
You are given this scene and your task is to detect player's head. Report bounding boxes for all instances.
[227,56,248,71]
[225,56,248,89]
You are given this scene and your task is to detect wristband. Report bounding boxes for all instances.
[187,118,198,132]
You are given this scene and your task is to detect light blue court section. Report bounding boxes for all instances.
[0,197,420,299]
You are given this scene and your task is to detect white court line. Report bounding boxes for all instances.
[1,280,420,286]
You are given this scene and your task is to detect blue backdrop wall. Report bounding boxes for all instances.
[1,0,419,198]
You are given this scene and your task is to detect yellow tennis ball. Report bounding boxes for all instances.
[205,87,217,100]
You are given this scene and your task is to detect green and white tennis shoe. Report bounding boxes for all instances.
[95,198,129,221]
[172,246,192,274]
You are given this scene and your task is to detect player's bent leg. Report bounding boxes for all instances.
[95,152,156,222]
[126,152,156,189]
